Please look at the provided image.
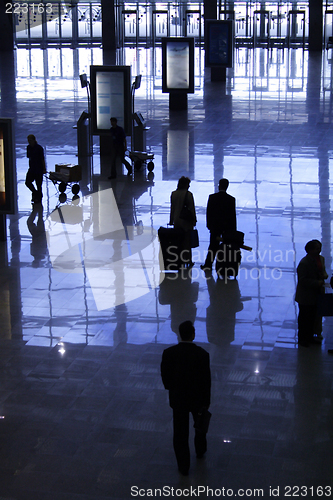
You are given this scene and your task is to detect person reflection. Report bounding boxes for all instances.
[206,276,243,346]
[159,273,199,335]
[294,348,324,445]
[27,203,47,267]
[111,237,128,346]
[113,303,128,346]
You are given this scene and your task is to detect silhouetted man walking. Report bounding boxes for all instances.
[25,134,46,203]
[161,321,211,475]
[201,178,236,271]
[108,117,132,179]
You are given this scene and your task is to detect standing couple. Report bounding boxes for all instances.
[169,177,236,270]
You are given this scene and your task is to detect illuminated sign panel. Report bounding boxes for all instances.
[0,119,16,214]
[0,129,5,207]
[205,20,234,68]
[90,66,131,136]
[162,38,194,93]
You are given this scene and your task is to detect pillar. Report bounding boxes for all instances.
[0,3,14,51]
[204,0,217,21]
[308,0,323,52]
[101,0,116,51]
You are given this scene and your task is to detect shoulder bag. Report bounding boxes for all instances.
[179,192,194,224]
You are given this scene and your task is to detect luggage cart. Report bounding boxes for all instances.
[129,111,154,172]
[48,164,82,201]
[128,150,155,172]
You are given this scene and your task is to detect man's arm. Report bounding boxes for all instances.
[161,350,171,390]
[206,195,212,230]
[169,193,174,225]
[202,352,211,408]
[229,196,237,230]
[41,147,46,173]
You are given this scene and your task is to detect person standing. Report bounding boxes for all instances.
[169,176,197,268]
[295,239,328,347]
[161,320,211,476]
[201,178,236,272]
[25,135,46,203]
[108,117,132,179]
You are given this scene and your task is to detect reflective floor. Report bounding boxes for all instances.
[0,46,333,499]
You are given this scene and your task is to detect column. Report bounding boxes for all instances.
[308,0,323,52]
[101,0,116,51]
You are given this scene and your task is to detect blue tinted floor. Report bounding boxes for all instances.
[0,46,333,499]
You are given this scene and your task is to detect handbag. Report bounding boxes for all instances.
[194,408,211,434]
[190,228,199,248]
[317,293,333,316]
[179,192,194,224]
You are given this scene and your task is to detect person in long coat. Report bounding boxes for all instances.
[295,239,328,347]
[169,176,197,268]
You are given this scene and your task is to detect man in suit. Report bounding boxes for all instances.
[201,178,236,271]
[161,321,211,476]
[108,117,132,179]
[25,134,46,203]
[295,239,328,347]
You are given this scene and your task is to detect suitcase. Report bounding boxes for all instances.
[158,226,184,271]
[222,230,245,246]
[215,239,242,279]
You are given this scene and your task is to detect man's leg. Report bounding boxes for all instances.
[298,304,317,346]
[203,231,220,269]
[35,174,43,202]
[192,410,207,458]
[313,313,323,339]
[25,169,37,195]
[173,408,190,474]
[109,150,117,179]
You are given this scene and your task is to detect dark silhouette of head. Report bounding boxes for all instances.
[218,178,229,191]
[110,117,117,127]
[177,176,191,190]
[305,239,322,256]
[179,320,195,341]
[27,134,36,146]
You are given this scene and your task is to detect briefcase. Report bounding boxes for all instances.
[194,408,211,434]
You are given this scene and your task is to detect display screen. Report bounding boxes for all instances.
[206,20,234,68]
[162,38,194,93]
[90,66,131,136]
[96,71,125,130]
[167,41,190,89]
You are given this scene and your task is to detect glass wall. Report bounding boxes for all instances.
[11,1,324,49]
[14,2,102,46]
